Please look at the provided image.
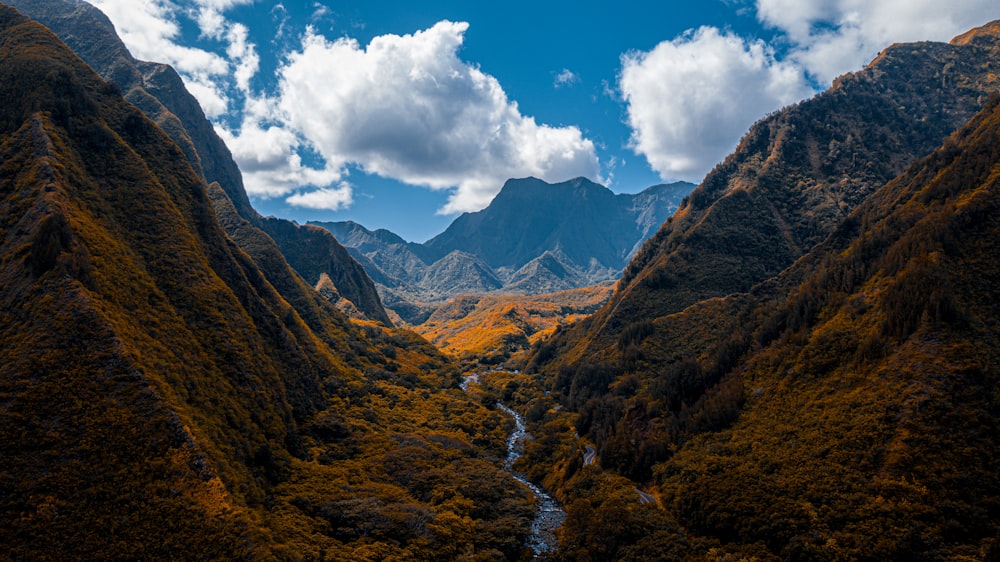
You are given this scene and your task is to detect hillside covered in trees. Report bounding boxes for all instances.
[0,7,537,559]
[511,23,1000,560]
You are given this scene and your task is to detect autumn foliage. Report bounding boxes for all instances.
[0,9,535,560]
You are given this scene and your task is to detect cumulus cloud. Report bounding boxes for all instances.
[267,21,599,213]
[617,1,999,183]
[97,2,598,214]
[285,183,354,210]
[756,0,1000,84]
[619,26,813,182]
[216,115,342,198]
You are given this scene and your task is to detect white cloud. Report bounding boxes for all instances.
[89,0,228,76]
[286,183,354,211]
[191,0,253,38]
[619,26,813,182]
[756,0,1000,84]
[97,7,602,214]
[184,80,229,117]
[311,3,332,22]
[216,116,342,197]
[271,21,600,213]
[225,23,259,95]
[554,68,580,88]
[617,2,999,183]
[90,4,600,214]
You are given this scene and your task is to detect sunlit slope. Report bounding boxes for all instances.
[416,282,615,359]
[533,93,1000,562]
[648,91,1000,560]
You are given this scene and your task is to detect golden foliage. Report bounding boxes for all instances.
[415,282,614,361]
[0,11,536,560]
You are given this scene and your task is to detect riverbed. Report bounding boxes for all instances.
[462,374,565,557]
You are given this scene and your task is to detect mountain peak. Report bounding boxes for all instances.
[423,176,681,273]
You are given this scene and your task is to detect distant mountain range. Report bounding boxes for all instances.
[313,177,694,322]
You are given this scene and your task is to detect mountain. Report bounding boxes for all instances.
[0,6,539,559]
[8,0,391,325]
[425,177,693,279]
[545,89,1000,562]
[312,178,693,322]
[529,25,1000,371]
[504,22,1000,559]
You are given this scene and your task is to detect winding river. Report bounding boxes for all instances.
[462,374,566,556]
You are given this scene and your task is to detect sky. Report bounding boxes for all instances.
[88,0,999,242]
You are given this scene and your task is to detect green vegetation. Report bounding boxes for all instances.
[0,10,534,560]
[513,93,1000,559]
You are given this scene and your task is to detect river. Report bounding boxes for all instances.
[462,374,566,557]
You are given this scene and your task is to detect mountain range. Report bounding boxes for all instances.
[4,0,1000,559]
[313,177,693,323]
[531,25,1000,370]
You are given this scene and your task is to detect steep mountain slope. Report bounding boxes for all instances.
[317,220,430,288]
[651,91,1000,560]
[0,9,331,554]
[503,26,1000,559]
[506,92,1000,562]
[0,9,535,559]
[531,28,1000,370]
[9,0,390,324]
[595,91,1000,561]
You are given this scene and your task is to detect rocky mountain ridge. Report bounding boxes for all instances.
[510,20,1000,559]
[0,5,536,558]
[530,24,1000,369]
[314,177,693,323]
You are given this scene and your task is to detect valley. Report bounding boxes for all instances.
[2,1,1000,560]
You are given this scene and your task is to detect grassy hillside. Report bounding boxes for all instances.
[0,8,535,559]
[519,92,1000,560]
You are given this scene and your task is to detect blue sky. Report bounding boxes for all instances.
[89,0,998,241]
